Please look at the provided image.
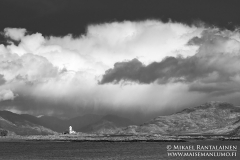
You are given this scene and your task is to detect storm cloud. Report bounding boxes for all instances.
[100,53,240,88]
[100,28,240,96]
[1,20,240,121]
[99,56,228,84]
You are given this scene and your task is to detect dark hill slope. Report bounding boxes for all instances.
[80,115,135,134]
[118,102,240,136]
[0,111,56,135]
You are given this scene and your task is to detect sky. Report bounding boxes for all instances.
[1,0,240,122]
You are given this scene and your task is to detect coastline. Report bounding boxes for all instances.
[1,134,240,142]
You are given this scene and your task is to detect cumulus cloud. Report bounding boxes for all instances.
[100,28,240,96]
[99,56,212,84]
[0,74,6,85]
[0,89,16,101]
[100,53,240,85]
[4,28,26,41]
[46,20,201,67]
[1,20,240,121]
[0,52,59,82]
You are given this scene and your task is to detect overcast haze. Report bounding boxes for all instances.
[1,0,240,122]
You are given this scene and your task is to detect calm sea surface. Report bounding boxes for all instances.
[0,140,239,160]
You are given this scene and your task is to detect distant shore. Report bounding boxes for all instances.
[1,134,240,142]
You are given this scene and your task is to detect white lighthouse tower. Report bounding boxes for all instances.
[69,126,76,134]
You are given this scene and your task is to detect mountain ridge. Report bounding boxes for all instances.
[1,101,240,136]
[115,101,240,136]
[79,114,135,133]
[0,111,134,135]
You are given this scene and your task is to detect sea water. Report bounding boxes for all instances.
[0,140,239,160]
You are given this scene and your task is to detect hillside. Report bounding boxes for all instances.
[0,111,104,134]
[68,114,102,132]
[37,116,68,132]
[117,102,240,136]
[0,111,56,135]
[38,114,103,132]
[2,101,240,136]
[80,115,135,134]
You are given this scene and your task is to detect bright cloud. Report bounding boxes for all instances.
[4,28,26,41]
[1,20,240,121]
[0,89,16,101]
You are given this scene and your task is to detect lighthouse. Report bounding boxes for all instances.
[69,126,76,134]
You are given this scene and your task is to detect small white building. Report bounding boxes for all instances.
[69,126,76,134]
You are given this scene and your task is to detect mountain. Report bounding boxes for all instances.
[80,114,135,134]
[0,111,103,135]
[37,116,68,132]
[0,111,56,135]
[67,114,102,132]
[3,101,240,136]
[117,101,240,136]
[37,114,102,132]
